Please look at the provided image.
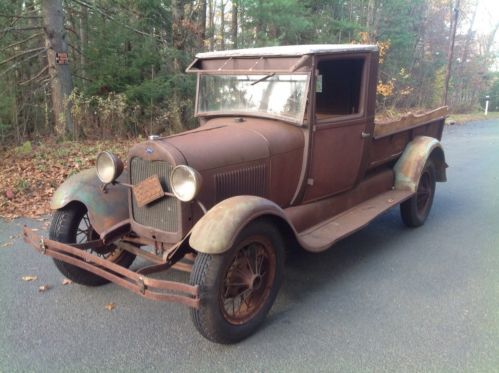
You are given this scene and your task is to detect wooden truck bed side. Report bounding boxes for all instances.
[373,106,448,138]
[367,106,448,169]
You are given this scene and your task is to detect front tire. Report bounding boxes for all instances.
[400,159,436,227]
[49,203,136,286]
[190,221,285,344]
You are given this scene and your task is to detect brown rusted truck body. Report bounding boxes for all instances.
[24,45,447,343]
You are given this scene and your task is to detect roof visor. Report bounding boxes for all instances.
[185,44,377,74]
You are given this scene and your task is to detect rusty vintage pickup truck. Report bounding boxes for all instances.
[24,44,447,344]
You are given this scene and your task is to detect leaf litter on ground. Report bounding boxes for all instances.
[0,139,135,219]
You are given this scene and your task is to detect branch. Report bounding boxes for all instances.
[65,26,78,37]
[0,48,47,77]
[0,13,42,19]
[71,0,160,40]
[19,65,49,86]
[72,72,93,82]
[0,47,45,67]
[0,32,43,52]
[0,26,43,33]
[68,42,83,56]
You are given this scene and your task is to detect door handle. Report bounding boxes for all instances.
[361,131,371,139]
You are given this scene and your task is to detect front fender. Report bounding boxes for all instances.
[50,168,129,235]
[394,136,447,193]
[189,195,288,254]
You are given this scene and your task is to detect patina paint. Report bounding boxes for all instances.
[394,136,447,193]
[189,195,289,254]
[50,168,129,234]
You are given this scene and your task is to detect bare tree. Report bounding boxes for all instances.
[208,0,214,50]
[220,0,225,50]
[443,0,460,106]
[199,0,207,46]
[231,0,238,49]
[42,0,74,138]
[79,4,88,82]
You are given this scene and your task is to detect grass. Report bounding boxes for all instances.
[446,111,499,124]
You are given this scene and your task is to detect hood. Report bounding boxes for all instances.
[162,118,304,171]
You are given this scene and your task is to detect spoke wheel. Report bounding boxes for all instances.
[190,221,284,344]
[416,171,433,216]
[74,212,122,261]
[220,236,276,325]
[49,203,135,286]
[400,159,436,228]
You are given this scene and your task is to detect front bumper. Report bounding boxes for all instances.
[22,227,199,309]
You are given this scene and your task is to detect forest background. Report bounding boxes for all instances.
[0,0,498,143]
[0,0,498,218]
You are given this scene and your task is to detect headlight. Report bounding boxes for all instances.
[96,151,124,184]
[170,165,202,202]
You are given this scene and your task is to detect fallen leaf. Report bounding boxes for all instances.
[62,278,73,285]
[22,275,38,282]
[105,303,116,311]
[5,189,14,200]
[38,285,51,292]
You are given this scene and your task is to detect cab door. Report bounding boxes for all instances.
[302,53,375,203]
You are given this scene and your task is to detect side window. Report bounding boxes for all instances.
[316,58,365,121]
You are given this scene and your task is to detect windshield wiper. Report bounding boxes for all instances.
[250,73,275,85]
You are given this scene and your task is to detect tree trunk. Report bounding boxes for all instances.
[443,0,459,107]
[208,0,214,50]
[199,0,207,47]
[231,0,238,49]
[171,0,187,133]
[79,4,88,82]
[255,0,262,43]
[220,0,225,50]
[41,0,74,138]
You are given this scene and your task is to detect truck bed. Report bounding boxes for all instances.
[367,106,447,169]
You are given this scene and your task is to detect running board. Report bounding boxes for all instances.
[297,190,414,252]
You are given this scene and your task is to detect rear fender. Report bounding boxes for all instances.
[394,136,447,193]
[50,169,129,235]
[189,195,292,254]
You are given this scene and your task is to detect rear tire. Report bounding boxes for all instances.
[400,159,436,227]
[49,203,135,286]
[189,221,285,344]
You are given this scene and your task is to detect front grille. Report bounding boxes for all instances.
[130,157,178,232]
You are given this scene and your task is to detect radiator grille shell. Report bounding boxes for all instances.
[130,157,179,232]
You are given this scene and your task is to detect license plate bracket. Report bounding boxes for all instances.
[133,175,164,207]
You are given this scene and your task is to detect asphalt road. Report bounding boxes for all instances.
[1,119,498,372]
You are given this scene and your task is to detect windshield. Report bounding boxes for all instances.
[197,74,309,123]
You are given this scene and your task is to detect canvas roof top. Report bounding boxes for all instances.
[195,44,378,59]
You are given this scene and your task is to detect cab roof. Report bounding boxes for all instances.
[195,44,378,59]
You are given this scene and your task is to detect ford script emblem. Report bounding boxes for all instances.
[146,147,154,154]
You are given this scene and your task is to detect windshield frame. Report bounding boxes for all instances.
[194,71,312,126]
